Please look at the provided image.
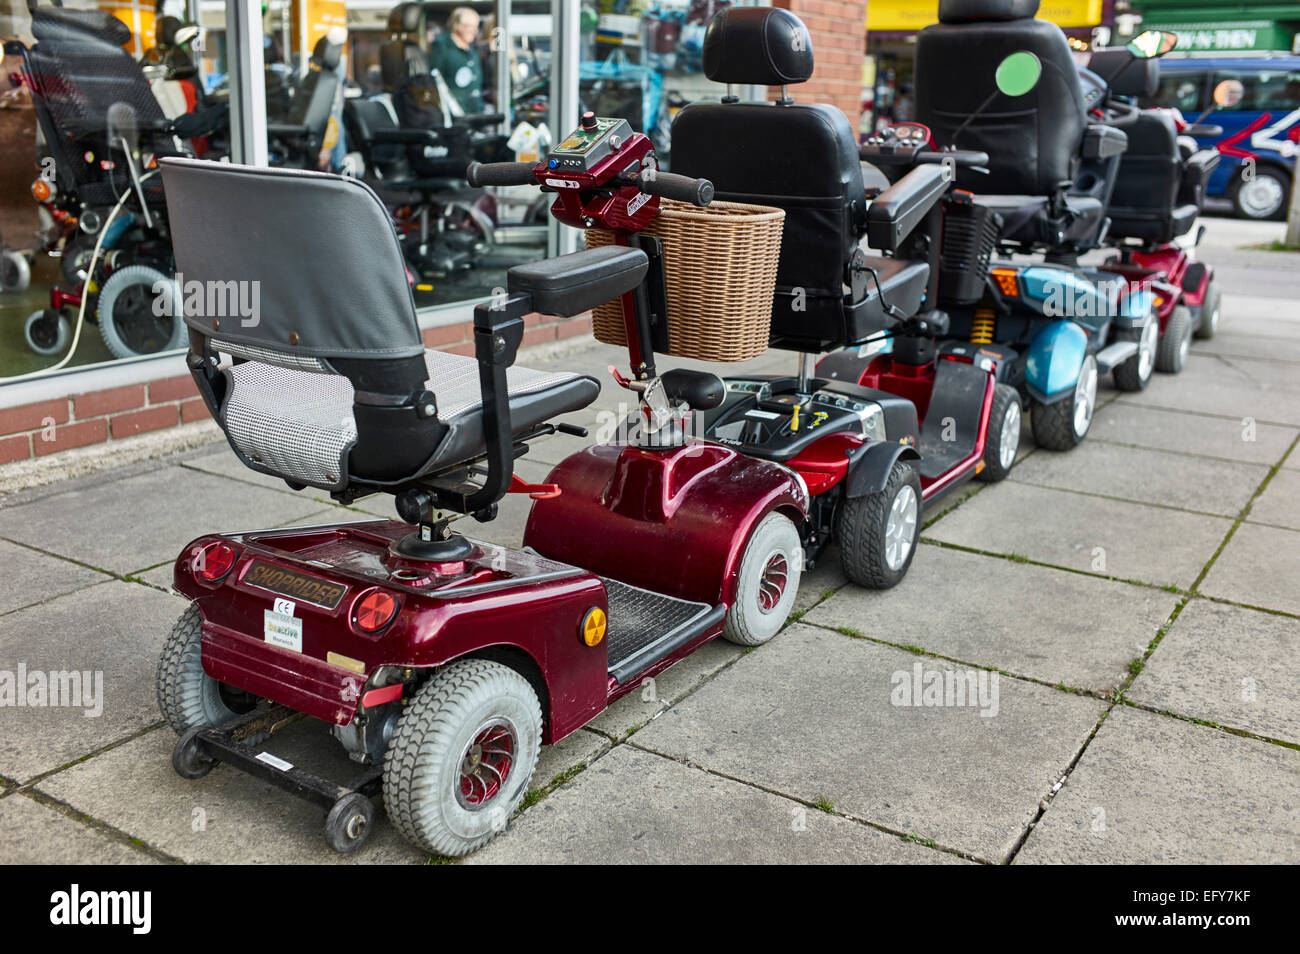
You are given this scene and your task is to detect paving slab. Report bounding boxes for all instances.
[588,637,740,738]
[179,444,304,496]
[805,544,1176,690]
[793,547,849,614]
[468,742,966,864]
[1199,522,1300,616]
[0,537,109,616]
[1212,299,1300,340]
[0,580,185,781]
[0,466,325,574]
[633,623,1106,862]
[1007,438,1268,517]
[925,482,1229,589]
[532,728,610,790]
[1120,354,1300,426]
[1128,600,1300,745]
[38,725,427,864]
[0,791,156,864]
[1246,466,1300,531]
[1089,401,1296,466]
[1017,705,1299,863]
[1194,333,1300,363]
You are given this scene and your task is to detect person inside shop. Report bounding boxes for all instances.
[430,6,485,115]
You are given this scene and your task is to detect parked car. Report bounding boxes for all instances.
[1142,54,1300,220]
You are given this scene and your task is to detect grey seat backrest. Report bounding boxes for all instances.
[159,157,422,364]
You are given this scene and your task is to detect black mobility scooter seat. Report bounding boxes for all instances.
[160,159,638,493]
[976,194,1105,245]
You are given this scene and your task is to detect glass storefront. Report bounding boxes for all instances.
[0,0,757,387]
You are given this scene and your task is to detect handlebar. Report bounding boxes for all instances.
[465,160,537,188]
[466,160,715,207]
[633,169,714,207]
[1100,97,1141,128]
[860,146,989,169]
[1181,123,1223,138]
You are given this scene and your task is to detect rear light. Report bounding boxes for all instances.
[31,179,52,202]
[354,589,398,633]
[990,267,1020,298]
[192,541,239,582]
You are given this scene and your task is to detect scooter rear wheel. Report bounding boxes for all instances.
[1113,317,1158,392]
[1031,353,1097,451]
[157,604,253,735]
[1193,281,1220,340]
[838,459,922,589]
[383,660,541,857]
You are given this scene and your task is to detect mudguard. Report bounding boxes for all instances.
[1113,286,1156,331]
[843,440,921,497]
[524,441,808,607]
[1025,319,1088,404]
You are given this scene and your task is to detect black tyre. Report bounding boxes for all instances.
[1194,280,1221,340]
[1231,165,1289,221]
[157,605,255,734]
[1031,353,1097,451]
[171,725,216,780]
[24,308,71,357]
[838,458,922,589]
[1156,306,1192,374]
[978,383,1021,483]
[1113,317,1158,392]
[383,659,542,857]
[722,511,802,646]
[325,793,375,854]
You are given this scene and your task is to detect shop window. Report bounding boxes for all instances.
[1211,69,1300,112]
[1148,70,1209,114]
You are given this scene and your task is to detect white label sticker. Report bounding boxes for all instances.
[273,598,296,616]
[627,191,651,216]
[263,609,302,652]
[255,751,294,772]
[544,178,580,189]
[744,409,782,421]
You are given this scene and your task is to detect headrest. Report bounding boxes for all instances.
[938,0,1040,23]
[313,36,343,71]
[1086,48,1159,98]
[702,7,814,86]
[33,7,134,47]
[157,15,181,47]
[387,2,423,35]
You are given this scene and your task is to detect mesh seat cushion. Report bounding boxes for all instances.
[220,349,598,490]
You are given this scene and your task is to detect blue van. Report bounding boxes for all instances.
[1142,55,1300,220]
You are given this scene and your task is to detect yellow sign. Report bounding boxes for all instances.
[291,0,349,54]
[867,0,1102,32]
[97,1,156,57]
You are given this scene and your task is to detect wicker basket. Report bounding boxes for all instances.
[585,198,785,362]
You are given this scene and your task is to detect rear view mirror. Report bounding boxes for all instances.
[1126,30,1178,59]
[174,24,200,47]
[1213,78,1245,107]
[995,51,1042,97]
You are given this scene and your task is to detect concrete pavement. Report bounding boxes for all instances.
[0,217,1296,864]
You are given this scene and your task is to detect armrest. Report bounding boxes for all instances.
[267,122,311,138]
[455,112,505,130]
[369,128,443,146]
[506,246,649,317]
[1181,124,1223,138]
[1082,124,1128,161]
[866,163,950,252]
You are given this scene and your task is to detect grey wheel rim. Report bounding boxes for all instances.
[1073,357,1097,438]
[1138,319,1158,382]
[885,484,918,571]
[999,401,1021,470]
[1239,176,1284,218]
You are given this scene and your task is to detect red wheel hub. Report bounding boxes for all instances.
[458,721,515,809]
[757,553,789,612]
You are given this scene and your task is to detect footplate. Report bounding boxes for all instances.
[601,577,725,684]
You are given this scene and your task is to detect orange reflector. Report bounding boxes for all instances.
[975,460,986,474]
[355,589,398,632]
[990,268,1019,297]
[581,607,607,647]
[327,651,366,674]
[31,179,52,202]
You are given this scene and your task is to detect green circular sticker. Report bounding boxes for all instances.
[995,51,1042,98]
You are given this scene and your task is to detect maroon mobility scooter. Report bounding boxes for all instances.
[153,150,818,856]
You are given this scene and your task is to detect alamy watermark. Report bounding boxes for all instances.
[0,664,104,717]
[153,272,261,328]
[890,662,999,717]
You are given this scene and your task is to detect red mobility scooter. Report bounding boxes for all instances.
[154,148,814,856]
[665,7,1018,574]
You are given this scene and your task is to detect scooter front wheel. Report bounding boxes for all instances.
[2,249,30,292]
[838,459,922,589]
[977,384,1022,483]
[1194,281,1220,340]
[1156,307,1193,374]
[1113,318,1158,392]
[24,308,71,357]
[722,511,803,646]
[1031,353,1097,451]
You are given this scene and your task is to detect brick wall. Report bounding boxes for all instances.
[0,312,592,465]
[771,0,868,125]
